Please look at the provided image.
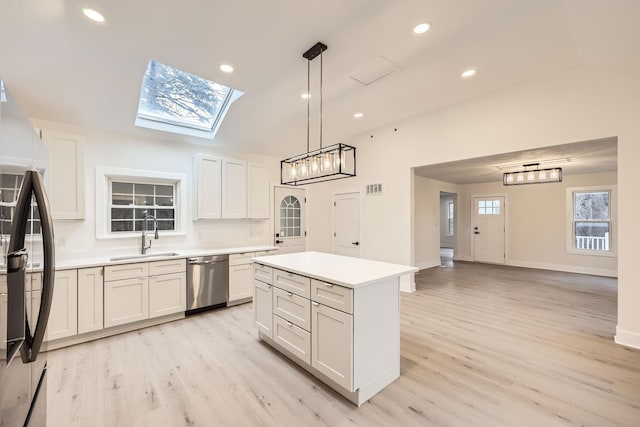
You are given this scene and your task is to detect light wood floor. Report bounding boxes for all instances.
[47,263,640,426]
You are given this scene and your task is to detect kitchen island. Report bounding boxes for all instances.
[252,251,417,406]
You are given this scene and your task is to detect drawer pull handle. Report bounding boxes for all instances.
[311,301,319,306]
[324,283,333,287]
[286,291,293,297]
[286,321,293,327]
[287,272,293,277]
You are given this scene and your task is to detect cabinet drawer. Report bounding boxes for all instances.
[273,287,311,332]
[311,279,353,314]
[273,314,311,365]
[230,252,255,266]
[149,258,186,276]
[105,262,148,281]
[253,263,273,284]
[273,269,310,299]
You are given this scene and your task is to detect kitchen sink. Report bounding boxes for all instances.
[109,252,181,261]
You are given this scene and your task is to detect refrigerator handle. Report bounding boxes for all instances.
[9,170,56,363]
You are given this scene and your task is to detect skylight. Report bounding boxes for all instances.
[135,60,243,139]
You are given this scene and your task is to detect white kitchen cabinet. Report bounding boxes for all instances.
[247,163,270,219]
[46,269,78,341]
[194,154,222,219]
[77,267,104,334]
[273,314,311,365]
[41,131,85,219]
[222,158,247,218]
[253,279,273,338]
[311,302,353,390]
[104,277,149,328]
[229,264,253,304]
[149,272,186,318]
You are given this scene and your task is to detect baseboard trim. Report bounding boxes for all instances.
[416,259,441,270]
[615,327,640,350]
[506,259,617,278]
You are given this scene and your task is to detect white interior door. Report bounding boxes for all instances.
[274,187,306,254]
[472,196,505,264]
[333,192,360,257]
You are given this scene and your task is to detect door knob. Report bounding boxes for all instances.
[275,240,284,244]
[352,241,360,246]
[474,231,480,235]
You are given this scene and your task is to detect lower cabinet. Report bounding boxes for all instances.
[46,269,78,341]
[149,272,186,318]
[273,314,311,364]
[254,279,273,337]
[104,277,149,328]
[229,264,253,304]
[311,302,353,390]
[78,267,104,334]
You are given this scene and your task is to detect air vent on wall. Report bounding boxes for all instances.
[366,183,383,196]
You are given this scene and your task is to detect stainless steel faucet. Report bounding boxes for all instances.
[140,210,159,254]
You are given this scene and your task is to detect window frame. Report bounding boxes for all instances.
[566,185,617,257]
[0,172,43,239]
[446,201,454,236]
[96,167,187,239]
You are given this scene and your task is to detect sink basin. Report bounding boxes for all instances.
[109,252,180,262]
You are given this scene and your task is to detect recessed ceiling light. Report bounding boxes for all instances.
[301,92,311,99]
[82,8,105,23]
[461,68,477,78]
[413,22,431,34]
[219,64,234,73]
[353,112,364,119]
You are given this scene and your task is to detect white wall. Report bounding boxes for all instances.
[32,119,280,261]
[439,193,455,249]
[304,66,640,349]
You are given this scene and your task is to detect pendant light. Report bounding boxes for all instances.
[281,42,356,185]
[503,163,562,186]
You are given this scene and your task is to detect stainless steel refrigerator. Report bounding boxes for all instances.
[1,81,55,426]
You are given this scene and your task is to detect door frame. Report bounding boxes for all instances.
[273,185,307,251]
[332,191,363,257]
[470,193,509,263]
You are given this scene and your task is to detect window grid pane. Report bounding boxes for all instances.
[279,196,301,237]
[572,190,611,252]
[109,180,176,233]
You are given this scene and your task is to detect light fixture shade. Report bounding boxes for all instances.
[281,143,356,185]
[503,167,562,185]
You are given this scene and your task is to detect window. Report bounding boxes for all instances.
[478,199,500,215]
[572,190,610,252]
[279,196,301,237]
[447,201,454,236]
[135,60,243,139]
[109,181,176,232]
[96,167,186,239]
[0,173,40,237]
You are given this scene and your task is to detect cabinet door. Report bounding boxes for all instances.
[104,277,149,327]
[222,158,247,218]
[149,272,186,318]
[229,264,253,303]
[254,279,273,338]
[78,267,104,334]
[41,131,85,219]
[46,270,78,341]
[194,155,222,219]
[247,163,270,219]
[311,303,353,391]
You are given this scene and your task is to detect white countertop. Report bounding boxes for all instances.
[252,251,417,288]
[53,245,277,270]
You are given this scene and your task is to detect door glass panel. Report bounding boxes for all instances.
[279,196,301,237]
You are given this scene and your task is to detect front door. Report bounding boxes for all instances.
[274,187,306,254]
[333,192,360,257]
[472,196,505,264]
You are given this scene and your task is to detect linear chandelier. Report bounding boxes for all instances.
[281,42,356,186]
[503,163,562,186]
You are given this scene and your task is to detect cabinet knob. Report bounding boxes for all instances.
[286,321,293,327]
[323,283,333,287]
[286,291,293,297]
[311,301,319,306]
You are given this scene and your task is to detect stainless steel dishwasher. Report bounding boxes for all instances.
[186,255,229,314]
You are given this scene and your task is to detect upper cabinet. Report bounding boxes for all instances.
[247,163,270,219]
[41,131,85,219]
[221,158,247,219]
[194,155,222,219]
[194,155,270,220]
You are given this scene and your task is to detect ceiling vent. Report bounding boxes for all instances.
[350,56,398,86]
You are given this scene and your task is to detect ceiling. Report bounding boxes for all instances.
[0,1,638,157]
[413,138,618,184]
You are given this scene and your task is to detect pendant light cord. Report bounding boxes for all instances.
[320,51,323,149]
[306,59,310,153]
